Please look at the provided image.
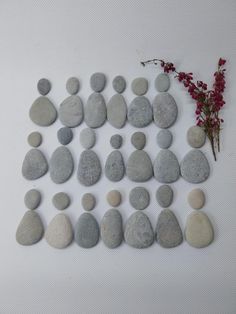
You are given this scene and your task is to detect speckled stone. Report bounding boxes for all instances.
[29,96,57,126]
[131,132,146,150]
[156,129,173,149]
[59,95,83,127]
[156,185,173,208]
[74,213,99,248]
[188,189,205,209]
[37,78,51,95]
[77,150,101,186]
[128,96,152,127]
[81,193,96,211]
[153,92,178,128]
[154,150,180,183]
[127,150,153,182]
[90,72,106,92]
[80,128,96,149]
[66,77,80,95]
[52,192,70,210]
[112,76,126,93]
[131,78,148,96]
[22,149,48,180]
[50,147,74,184]
[24,189,41,210]
[155,73,170,92]
[27,132,42,148]
[57,127,73,145]
[85,92,106,128]
[107,94,127,129]
[106,190,121,207]
[110,134,122,149]
[101,209,123,248]
[129,187,150,210]
[105,151,125,182]
[187,126,206,148]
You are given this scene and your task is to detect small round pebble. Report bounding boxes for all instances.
[155,73,170,92]
[129,187,150,210]
[52,192,70,210]
[37,78,51,95]
[107,190,121,207]
[27,132,42,147]
[82,193,96,211]
[156,185,173,208]
[131,132,146,150]
[156,129,173,149]
[80,128,96,149]
[187,126,206,148]
[110,134,122,149]
[188,188,205,209]
[66,77,80,95]
[112,75,126,93]
[57,127,73,145]
[24,189,41,210]
[131,78,148,96]
[90,72,106,92]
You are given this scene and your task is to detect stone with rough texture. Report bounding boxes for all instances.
[82,193,96,211]
[16,210,44,245]
[105,151,125,182]
[75,213,99,248]
[110,134,122,149]
[77,150,101,186]
[131,78,148,96]
[106,190,121,207]
[129,187,150,210]
[66,77,80,95]
[27,132,42,147]
[22,149,48,180]
[187,126,206,148]
[127,150,153,182]
[185,211,214,248]
[90,72,106,92]
[131,132,146,150]
[156,129,172,149]
[59,95,83,127]
[101,209,123,248]
[124,211,154,248]
[80,128,96,149]
[154,150,180,183]
[112,76,126,93]
[181,150,210,183]
[188,189,205,209]
[24,189,41,210]
[156,185,173,208]
[57,127,73,145]
[45,214,73,249]
[153,92,178,128]
[37,78,51,95]
[128,96,152,127]
[52,192,70,210]
[155,73,170,92]
[29,96,57,126]
[107,94,127,129]
[156,209,183,248]
[50,147,74,184]
[85,92,106,128]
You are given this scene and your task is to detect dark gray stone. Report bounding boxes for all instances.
[74,213,99,248]
[22,149,48,180]
[66,77,80,95]
[77,150,101,186]
[127,150,153,182]
[80,128,96,149]
[50,147,74,184]
[101,209,123,249]
[153,92,178,128]
[131,132,146,150]
[81,193,96,211]
[107,94,127,128]
[131,78,148,96]
[24,189,41,210]
[110,134,122,149]
[27,132,42,147]
[90,72,106,92]
[85,92,106,128]
[156,185,173,208]
[128,96,152,127]
[153,150,180,183]
[37,78,51,95]
[105,150,125,182]
[156,129,173,149]
[155,73,170,92]
[59,95,83,127]
[187,126,206,148]
[52,192,70,210]
[57,127,73,145]
[129,187,150,210]
[29,96,57,126]
[112,76,126,93]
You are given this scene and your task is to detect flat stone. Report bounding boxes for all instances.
[129,187,150,210]
[29,96,57,126]
[156,185,173,208]
[106,190,121,207]
[153,92,178,128]
[81,193,96,211]
[131,78,148,96]
[77,150,101,186]
[124,211,154,248]
[131,132,146,150]
[24,189,41,210]
[156,209,183,248]
[80,128,96,149]
[52,192,70,210]
[37,78,51,95]
[107,94,127,128]
[66,77,80,95]
[45,213,73,249]
[22,149,48,180]
[156,129,173,149]
[112,76,126,93]
[153,149,180,183]
[105,150,125,182]
[187,126,206,148]
[90,72,106,92]
[155,73,170,92]
[185,211,214,248]
[110,134,122,149]
[188,189,205,209]
[128,96,152,127]
[101,209,123,248]
[181,149,210,183]
[127,150,153,182]
[16,210,44,245]
[85,92,106,128]
[27,132,42,147]
[74,213,99,248]
[57,127,73,145]
[59,95,83,127]
[50,146,74,184]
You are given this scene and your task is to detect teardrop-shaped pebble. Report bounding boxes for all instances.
[185,211,214,248]
[128,96,152,127]
[45,214,73,249]
[105,150,125,182]
[124,211,154,248]
[77,150,101,186]
[22,149,48,180]
[155,209,183,248]
[74,213,99,248]
[153,150,180,183]
[101,209,123,248]
[107,94,127,128]
[16,210,44,245]
[85,92,106,128]
[181,150,210,183]
[29,96,57,126]
[50,146,74,184]
[126,150,153,182]
[152,93,178,128]
[59,95,83,127]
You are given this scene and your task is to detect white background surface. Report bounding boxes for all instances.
[0,0,235,313]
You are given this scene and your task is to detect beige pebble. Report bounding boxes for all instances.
[188,188,205,209]
[106,190,121,207]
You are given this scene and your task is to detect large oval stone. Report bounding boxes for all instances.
[107,94,127,128]
[101,209,123,249]
[22,149,48,180]
[85,92,106,128]
[74,213,99,248]
[59,95,83,127]
[29,96,57,126]
[77,150,101,186]
[126,150,153,182]
[128,96,152,127]
[105,150,125,182]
